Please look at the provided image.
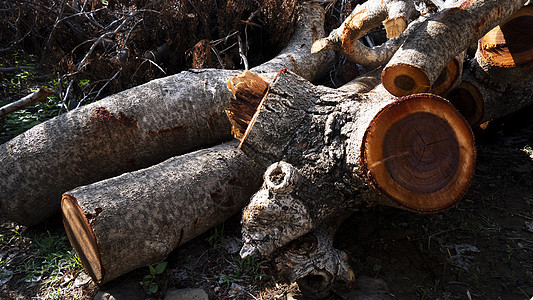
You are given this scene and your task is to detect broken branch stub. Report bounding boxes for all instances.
[232,70,475,262]
[0,87,55,118]
[382,0,528,97]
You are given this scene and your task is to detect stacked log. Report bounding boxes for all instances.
[381,0,527,96]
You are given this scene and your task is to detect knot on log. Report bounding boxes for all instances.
[264,161,300,192]
[241,161,313,259]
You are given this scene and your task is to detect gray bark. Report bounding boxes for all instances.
[237,71,474,293]
[238,70,474,259]
[62,142,262,284]
[312,0,418,69]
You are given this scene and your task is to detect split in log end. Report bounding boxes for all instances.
[478,6,533,68]
[446,81,484,126]
[430,56,463,96]
[361,94,475,212]
[381,63,431,97]
[62,194,103,284]
[226,70,269,142]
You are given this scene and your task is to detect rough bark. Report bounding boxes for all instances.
[447,7,533,125]
[236,70,475,259]
[62,142,262,284]
[0,87,54,117]
[0,2,332,226]
[311,0,418,69]
[382,0,528,97]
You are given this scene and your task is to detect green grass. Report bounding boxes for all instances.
[17,231,82,287]
[219,255,269,286]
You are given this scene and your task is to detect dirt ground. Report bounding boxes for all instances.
[1,103,532,299]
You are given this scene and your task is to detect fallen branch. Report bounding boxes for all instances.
[311,0,418,69]
[0,87,54,118]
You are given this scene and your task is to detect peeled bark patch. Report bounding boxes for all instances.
[361,94,475,212]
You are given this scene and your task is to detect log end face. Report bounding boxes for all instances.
[478,7,533,68]
[446,81,484,126]
[311,38,331,54]
[430,57,462,96]
[382,64,431,97]
[61,194,103,284]
[361,94,475,212]
[383,17,407,39]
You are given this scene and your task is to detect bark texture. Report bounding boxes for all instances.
[237,71,475,260]
[382,0,528,97]
[62,142,262,284]
[0,69,238,226]
[235,71,475,292]
[0,2,332,226]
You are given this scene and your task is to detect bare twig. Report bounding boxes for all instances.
[0,66,36,72]
[0,87,55,118]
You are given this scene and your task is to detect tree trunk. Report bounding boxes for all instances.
[233,70,475,259]
[0,69,238,226]
[62,141,262,284]
[381,0,527,97]
[0,2,332,226]
[446,6,533,126]
[229,70,474,294]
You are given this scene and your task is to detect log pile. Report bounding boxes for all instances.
[1,0,532,297]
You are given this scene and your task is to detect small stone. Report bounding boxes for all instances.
[93,281,145,300]
[164,288,209,300]
[74,272,91,287]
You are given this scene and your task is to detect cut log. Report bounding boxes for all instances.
[62,142,262,284]
[447,6,533,125]
[230,70,474,292]
[232,70,474,257]
[0,87,54,117]
[381,0,528,97]
[0,2,332,226]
